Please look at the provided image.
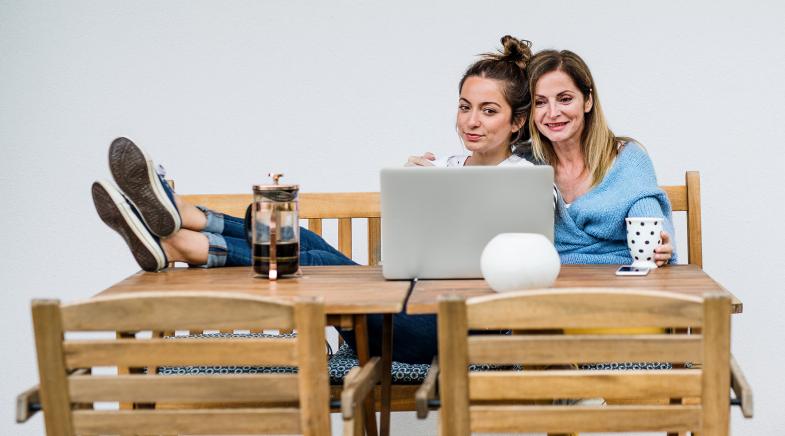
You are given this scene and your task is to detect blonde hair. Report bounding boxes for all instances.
[527,50,631,187]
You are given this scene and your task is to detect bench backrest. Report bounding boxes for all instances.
[179,170,700,267]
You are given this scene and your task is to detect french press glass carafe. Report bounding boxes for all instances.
[248,173,300,279]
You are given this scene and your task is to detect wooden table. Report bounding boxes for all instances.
[96,265,411,436]
[406,264,743,314]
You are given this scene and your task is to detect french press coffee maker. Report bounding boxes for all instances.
[246,173,300,279]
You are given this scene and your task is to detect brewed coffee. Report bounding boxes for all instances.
[253,242,299,276]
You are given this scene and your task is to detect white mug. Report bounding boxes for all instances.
[626,217,663,269]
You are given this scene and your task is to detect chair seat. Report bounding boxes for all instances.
[156,332,513,384]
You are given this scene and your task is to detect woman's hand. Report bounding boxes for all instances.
[654,230,673,267]
[405,152,436,167]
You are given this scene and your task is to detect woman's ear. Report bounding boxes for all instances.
[584,93,593,113]
[512,114,527,133]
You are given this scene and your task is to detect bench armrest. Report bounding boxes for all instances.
[730,353,753,418]
[341,357,382,420]
[16,384,41,423]
[415,357,439,419]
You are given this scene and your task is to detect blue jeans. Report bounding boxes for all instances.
[197,208,356,267]
[197,207,437,364]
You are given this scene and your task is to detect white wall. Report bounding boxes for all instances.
[2,1,783,434]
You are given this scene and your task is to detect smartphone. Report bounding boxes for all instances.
[615,265,650,276]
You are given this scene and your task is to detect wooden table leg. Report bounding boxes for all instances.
[353,315,378,436]
[380,314,393,436]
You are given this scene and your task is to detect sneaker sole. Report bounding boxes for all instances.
[108,137,181,237]
[92,180,167,272]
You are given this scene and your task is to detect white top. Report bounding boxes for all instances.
[431,153,556,207]
[430,153,534,168]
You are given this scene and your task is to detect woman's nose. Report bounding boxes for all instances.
[468,110,481,126]
[547,101,559,118]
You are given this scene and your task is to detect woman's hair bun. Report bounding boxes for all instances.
[498,35,532,69]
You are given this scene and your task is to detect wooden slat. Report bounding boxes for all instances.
[72,408,300,434]
[701,293,731,435]
[469,405,701,433]
[308,218,323,236]
[300,192,380,219]
[662,185,687,211]
[338,218,353,259]
[469,370,701,400]
[177,192,380,219]
[367,217,382,266]
[32,300,75,436]
[466,289,703,329]
[730,354,754,418]
[69,374,299,403]
[294,298,331,436]
[686,170,703,267]
[437,295,471,436]
[467,334,702,364]
[64,338,297,368]
[61,291,294,331]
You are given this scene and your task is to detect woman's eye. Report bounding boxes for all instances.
[535,100,546,107]
[559,96,573,104]
[459,105,469,111]
[483,108,497,115]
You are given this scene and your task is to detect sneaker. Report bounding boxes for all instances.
[108,137,181,237]
[92,180,168,272]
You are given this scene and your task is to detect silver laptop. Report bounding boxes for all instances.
[380,166,554,279]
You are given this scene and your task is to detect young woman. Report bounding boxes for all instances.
[527,49,675,265]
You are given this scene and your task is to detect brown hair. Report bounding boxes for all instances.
[528,49,631,187]
[459,35,533,144]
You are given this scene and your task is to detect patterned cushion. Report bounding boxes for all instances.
[156,332,298,376]
[579,362,673,370]
[155,333,516,384]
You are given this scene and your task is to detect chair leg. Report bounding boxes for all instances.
[379,314,393,436]
[353,315,378,436]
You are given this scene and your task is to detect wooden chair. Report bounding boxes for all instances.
[426,288,733,435]
[28,291,376,436]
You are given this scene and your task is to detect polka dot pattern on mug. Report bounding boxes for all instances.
[626,217,664,269]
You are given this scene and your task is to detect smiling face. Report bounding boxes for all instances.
[457,76,525,156]
[532,69,593,148]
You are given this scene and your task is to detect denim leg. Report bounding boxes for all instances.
[197,207,247,239]
[301,249,357,266]
[300,227,355,263]
[198,232,251,268]
[339,313,437,364]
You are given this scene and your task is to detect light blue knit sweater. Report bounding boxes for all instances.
[555,142,677,265]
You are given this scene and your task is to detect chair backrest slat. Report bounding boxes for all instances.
[468,370,701,400]
[469,405,702,434]
[72,408,302,435]
[63,337,298,368]
[467,334,702,365]
[68,374,300,403]
[61,291,294,331]
[466,289,703,330]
